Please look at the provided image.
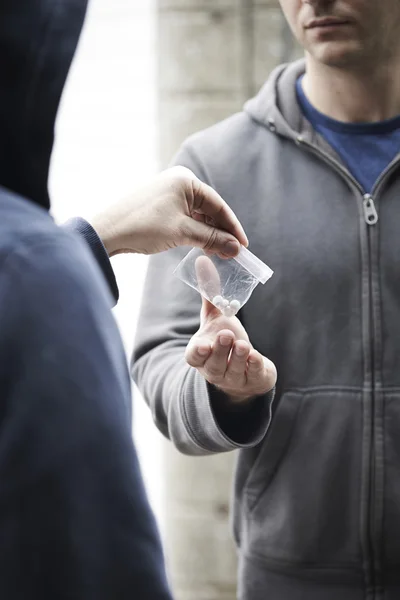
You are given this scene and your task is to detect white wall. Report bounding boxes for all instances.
[50,0,165,529]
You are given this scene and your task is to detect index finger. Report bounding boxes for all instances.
[195,255,221,301]
[192,180,249,247]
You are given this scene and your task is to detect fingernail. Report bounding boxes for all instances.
[219,335,232,346]
[223,240,239,257]
[235,345,246,356]
[197,346,209,356]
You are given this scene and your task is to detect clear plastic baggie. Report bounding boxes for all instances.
[173,246,273,317]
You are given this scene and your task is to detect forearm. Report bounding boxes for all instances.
[133,347,274,455]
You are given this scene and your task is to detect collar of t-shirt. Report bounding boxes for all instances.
[296,75,400,194]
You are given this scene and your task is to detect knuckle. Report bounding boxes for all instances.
[185,347,200,367]
[169,165,192,183]
[174,165,192,177]
[248,358,262,371]
[185,354,198,368]
[203,227,218,251]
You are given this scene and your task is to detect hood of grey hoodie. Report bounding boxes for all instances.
[244,58,341,162]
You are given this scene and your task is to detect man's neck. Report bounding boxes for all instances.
[302,54,400,123]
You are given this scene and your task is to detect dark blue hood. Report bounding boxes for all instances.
[0,0,88,209]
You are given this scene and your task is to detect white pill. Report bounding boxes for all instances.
[222,306,236,318]
[212,295,224,307]
[229,300,241,314]
[222,298,229,308]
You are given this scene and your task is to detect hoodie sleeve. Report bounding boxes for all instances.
[62,217,119,305]
[132,142,274,457]
[0,231,172,600]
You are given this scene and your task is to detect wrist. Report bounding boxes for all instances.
[90,214,119,257]
[227,393,255,405]
[209,383,271,445]
[224,385,275,407]
[215,386,258,407]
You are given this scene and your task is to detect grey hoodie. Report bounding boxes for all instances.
[133,60,400,599]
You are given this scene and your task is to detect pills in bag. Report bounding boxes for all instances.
[173,246,273,317]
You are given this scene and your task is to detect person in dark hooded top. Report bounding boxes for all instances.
[0,1,248,599]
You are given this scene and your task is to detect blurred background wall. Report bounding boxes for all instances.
[159,0,300,167]
[50,1,300,599]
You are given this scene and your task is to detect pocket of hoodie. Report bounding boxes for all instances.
[243,389,363,566]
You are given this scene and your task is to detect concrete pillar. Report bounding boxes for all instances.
[163,446,237,600]
[158,0,301,165]
[157,2,301,599]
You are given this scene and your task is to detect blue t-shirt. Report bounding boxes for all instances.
[296,76,400,193]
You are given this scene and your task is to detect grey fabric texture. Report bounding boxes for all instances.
[133,60,400,598]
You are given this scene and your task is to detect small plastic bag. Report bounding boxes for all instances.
[173,246,273,317]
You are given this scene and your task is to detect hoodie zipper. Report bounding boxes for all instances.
[293,135,400,597]
[363,157,400,599]
[363,194,378,225]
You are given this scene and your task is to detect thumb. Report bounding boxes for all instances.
[182,217,240,258]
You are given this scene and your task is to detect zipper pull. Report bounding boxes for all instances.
[363,194,378,225]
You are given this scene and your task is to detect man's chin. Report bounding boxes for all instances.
[308,41,365,69]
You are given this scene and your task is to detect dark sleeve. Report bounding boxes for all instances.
[209,383,275,445]
[63,217,119,305]
[0,234,172,600]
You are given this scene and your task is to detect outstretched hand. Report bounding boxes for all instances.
[185,297,277,404]
[90,166,248,258]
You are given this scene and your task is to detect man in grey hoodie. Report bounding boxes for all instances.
[133,0,400,598]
